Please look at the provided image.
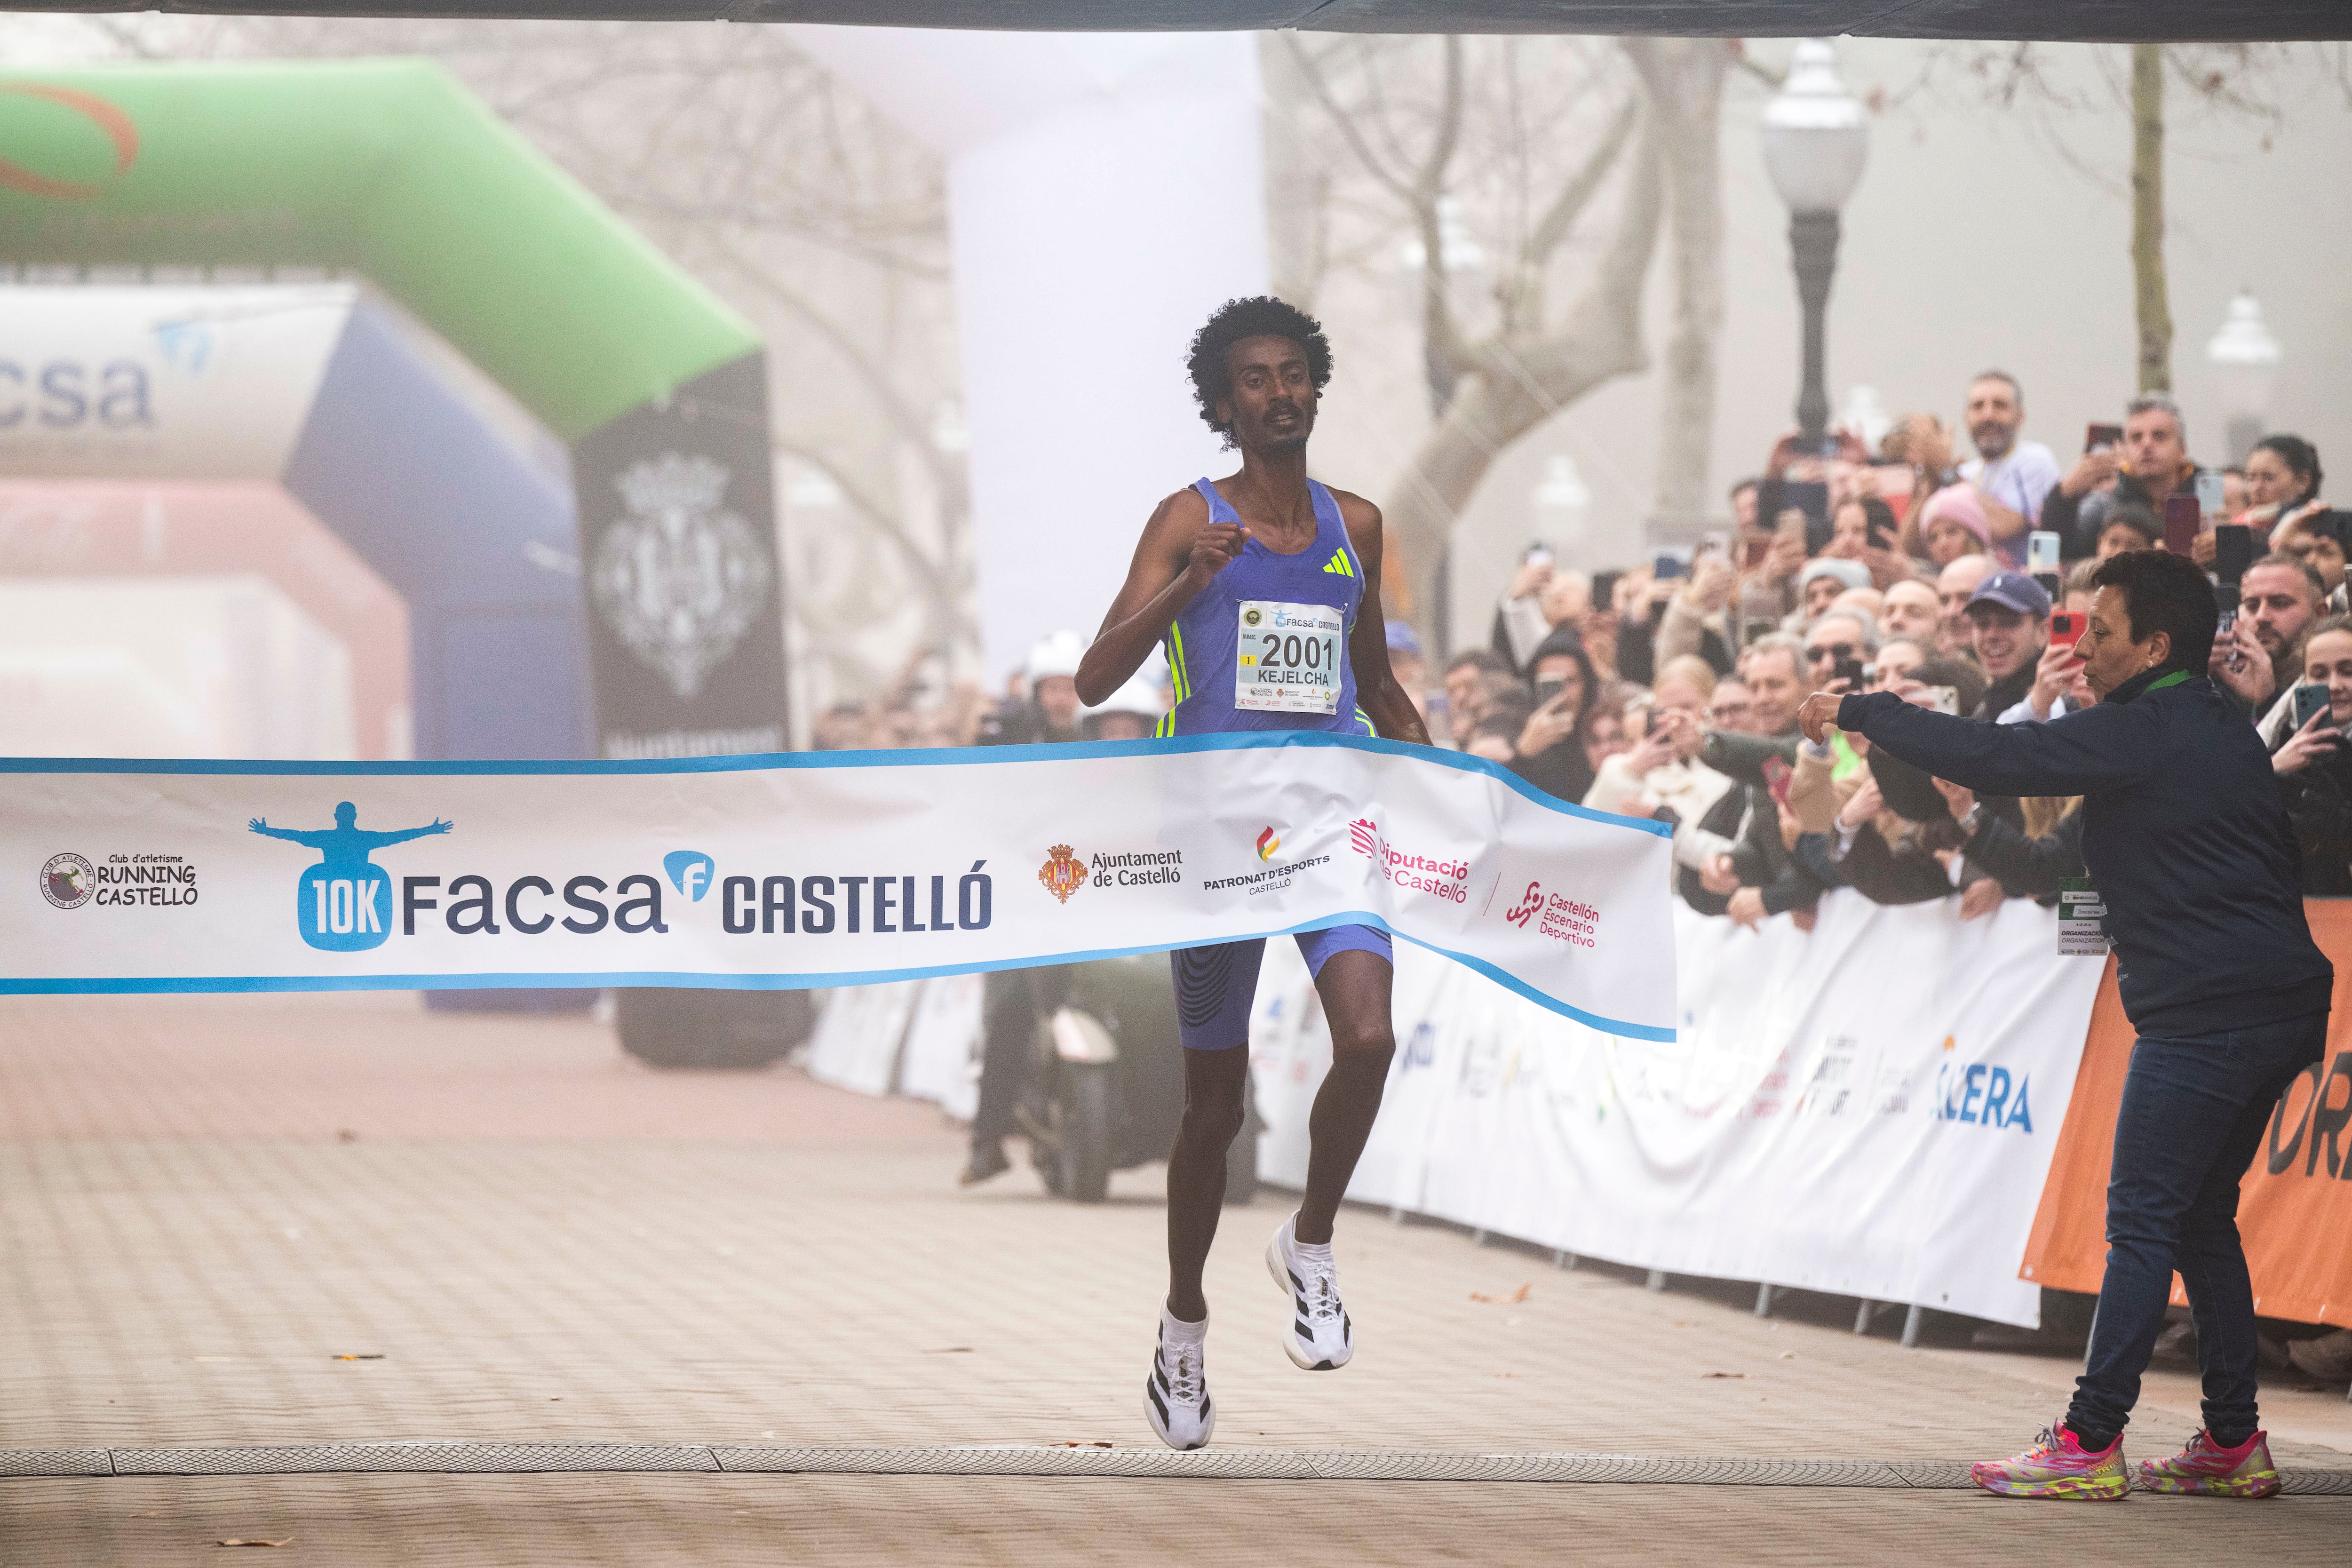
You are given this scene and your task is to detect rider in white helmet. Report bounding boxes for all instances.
[978,630,1089,747]
[1081,650,1172,741]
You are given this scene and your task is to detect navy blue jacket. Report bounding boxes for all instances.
[1838,669,2332,1037]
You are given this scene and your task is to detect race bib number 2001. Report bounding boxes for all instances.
[1236,600,1344,714]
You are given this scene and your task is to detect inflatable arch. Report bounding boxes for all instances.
[0,281,591,762]
[0,478,412,760]
[0,62,789,763]
[0,64,805,1056]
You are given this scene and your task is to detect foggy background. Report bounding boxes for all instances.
[7,16,2348,721]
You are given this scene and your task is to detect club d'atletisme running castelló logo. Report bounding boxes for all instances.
[40,852,95,909]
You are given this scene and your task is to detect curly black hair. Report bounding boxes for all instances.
[1185,295,1333,446]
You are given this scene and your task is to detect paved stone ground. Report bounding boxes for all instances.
[2,992,2348,1565]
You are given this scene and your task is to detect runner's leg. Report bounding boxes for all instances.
[1165,1044,1249,1322]
[1163,939,1266,1322]
[1297,946,1395,1245]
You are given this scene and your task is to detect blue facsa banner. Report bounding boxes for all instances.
[3,734,1677,1040]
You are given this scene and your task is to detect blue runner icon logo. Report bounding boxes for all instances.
[249,804,453,952]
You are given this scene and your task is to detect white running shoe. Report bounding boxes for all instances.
[1266,1211,1352,1370]
[1144,1306,1215,1450]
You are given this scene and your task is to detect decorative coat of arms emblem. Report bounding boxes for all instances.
[590,453,773,699]
[1037,845,1087,904]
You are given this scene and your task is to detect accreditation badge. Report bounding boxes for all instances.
[2057,876,2107,956]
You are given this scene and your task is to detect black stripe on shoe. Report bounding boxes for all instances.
[1147,1379,1169,1422]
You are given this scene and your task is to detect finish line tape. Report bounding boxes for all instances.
[0,733,1675,1039]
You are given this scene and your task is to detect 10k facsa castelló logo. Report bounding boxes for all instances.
[249,804,453,953]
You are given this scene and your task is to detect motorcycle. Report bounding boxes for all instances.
[1012,955,1259,1205]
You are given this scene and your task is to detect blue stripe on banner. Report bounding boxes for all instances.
[0,911,1673,1042]
[0,732,1672,839]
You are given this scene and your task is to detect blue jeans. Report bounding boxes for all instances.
[2066,1011,2328,1447]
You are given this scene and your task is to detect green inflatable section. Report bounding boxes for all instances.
[0,61,759,441]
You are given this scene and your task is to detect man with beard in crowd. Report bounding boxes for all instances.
[1957,371,2062,537]
[2210,555,2326,722]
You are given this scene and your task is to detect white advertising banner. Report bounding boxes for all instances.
[0,734,1675,1040]
[1254,890,2105,1327]
[0,286,355,480]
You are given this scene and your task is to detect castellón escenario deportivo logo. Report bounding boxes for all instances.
[249,804,453,953]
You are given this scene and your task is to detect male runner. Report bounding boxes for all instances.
[1074,296,1430,1450]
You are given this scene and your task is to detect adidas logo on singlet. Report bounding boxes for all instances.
[1321,549,1355,578]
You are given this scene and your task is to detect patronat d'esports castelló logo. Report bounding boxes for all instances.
[1255,827,1281,862]
[249,804,453,953]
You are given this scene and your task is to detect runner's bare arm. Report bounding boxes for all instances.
[1075,487,1243,706]
[1335,491,1431,746]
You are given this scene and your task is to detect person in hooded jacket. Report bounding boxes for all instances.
[1507,628,1601,805]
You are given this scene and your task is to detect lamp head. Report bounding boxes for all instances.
[1762,40,1869,215]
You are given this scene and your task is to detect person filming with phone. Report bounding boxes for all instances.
[2042,395,2206,559]
[2260,615,2352,894]
[2210,555,2326,720]
[1798,548,2331,1502]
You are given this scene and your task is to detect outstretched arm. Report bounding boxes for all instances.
[247,818,316,844]
[1802,689,2156,797]
[361,819,456,849]
[1075,487,1238,708]
[1335,491,1430,746]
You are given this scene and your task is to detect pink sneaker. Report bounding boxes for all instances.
[2138,1429,2279,1498]
[1971,1422,2129,1500]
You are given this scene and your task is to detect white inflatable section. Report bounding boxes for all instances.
[0,285,355,480]
[0,576,356,759]
[788,28,1270,680]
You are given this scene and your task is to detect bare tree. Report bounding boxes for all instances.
[1281,34,1664,637]
[48,15,973,708]
[1886,40,2324,395]
[2128,44,2171,393]
[1622,39,1731,533]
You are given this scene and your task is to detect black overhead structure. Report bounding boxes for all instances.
[12,0,2349,41]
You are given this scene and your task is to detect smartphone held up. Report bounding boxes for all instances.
[2292,682,2334,736]
[2163,495,2201,556]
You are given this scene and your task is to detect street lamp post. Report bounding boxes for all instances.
[2205,291,2280,465]
[1762,40,1869,447]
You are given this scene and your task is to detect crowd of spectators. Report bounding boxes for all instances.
[815,380,2352,944]
[1430,379,2351,1383]
[804,372,2352,1382]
